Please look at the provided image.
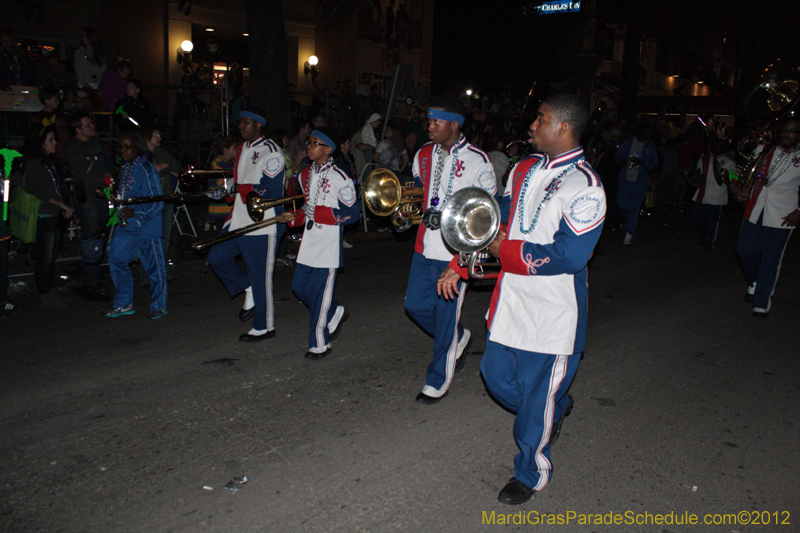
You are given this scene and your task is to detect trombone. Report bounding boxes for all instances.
[191,192,304,251]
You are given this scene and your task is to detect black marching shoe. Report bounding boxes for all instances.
[498,477,536,505]
[328,307,350,342]
[415,390,448,405]
[549,395,574,446]
[239,307,255,322]
[305,346,332,359]
[239,330,276,343]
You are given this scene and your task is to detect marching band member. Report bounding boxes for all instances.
[208,107,286,342]
[105,131,167,319]
[287,129,359,359]
[732,116,800,317]
[440,93,606,504]
[406,97,496,404]
[690,139,733,252]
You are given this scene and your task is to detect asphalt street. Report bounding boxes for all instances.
[1,207,798,532]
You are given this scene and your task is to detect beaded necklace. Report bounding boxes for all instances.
[118,157,142,199]
[43,160,62,201]
[307,159,333,229]
[518,157,584,235]
[764,145,799,187]
[429,133,464,209]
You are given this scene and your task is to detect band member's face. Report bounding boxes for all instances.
[779,120,800,150]
[239,117,261,143]
[119,138,136,163]
[306,136,332,163]
[427,108,459,146]
[529,103,562,155]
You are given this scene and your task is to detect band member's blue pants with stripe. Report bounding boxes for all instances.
[481,339,580,492]
[292,263,339,350]
[404,252,467,396]
[208,232,277,332]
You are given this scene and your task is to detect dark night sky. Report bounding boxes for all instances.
[431,0,586,96]
[429,0,800,100]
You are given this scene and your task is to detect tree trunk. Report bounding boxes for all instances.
[247,0,290,130]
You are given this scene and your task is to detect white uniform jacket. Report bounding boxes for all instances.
[412,137,496,261]
[744,144,800,228]
[226,137,286,236]
[487,147,606,355]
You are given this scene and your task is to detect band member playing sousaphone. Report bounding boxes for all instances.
[731,116,800,317]
[404,97,497,404]
[207,107,287,342]
[440,93,605,505]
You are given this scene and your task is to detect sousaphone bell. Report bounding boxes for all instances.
[440,187,501,279]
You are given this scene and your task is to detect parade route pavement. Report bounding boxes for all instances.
[2,208,798,532]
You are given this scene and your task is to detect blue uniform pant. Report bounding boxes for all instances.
[404,252,467,396]
[292,263,338,349]
[736,216,793,312]
[208,232,277,331]
[108,230,167,311]
[691,202,722,249]
[481,339,580,491]
[616,180,646,236]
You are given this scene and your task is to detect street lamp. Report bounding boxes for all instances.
[177,40,193,70]
[304,55,319,89]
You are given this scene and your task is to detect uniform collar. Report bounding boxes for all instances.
[542,146,584,169]
[246,136,267,148]
[439,134,468,155]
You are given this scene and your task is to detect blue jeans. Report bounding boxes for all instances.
[35,216,60,294]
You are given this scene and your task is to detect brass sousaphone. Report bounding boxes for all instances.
[736,60,800,193]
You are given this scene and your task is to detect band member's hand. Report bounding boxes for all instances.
[119,207,135,220]
[275,211,295,223]
[302,203,315,221]
[487,230,507,258]
[437,266,461,300]
[781,209,800,227]
[62,206,74,219]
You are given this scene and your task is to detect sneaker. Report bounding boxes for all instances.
[149,309,168,320]
[105,304,135,317]
[745,283,756,302]
[342,239,353,249]
[0,300,20,319]
[623,233,633,245]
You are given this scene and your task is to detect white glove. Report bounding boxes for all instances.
[302,203,315,221]
[206,188,226,200]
